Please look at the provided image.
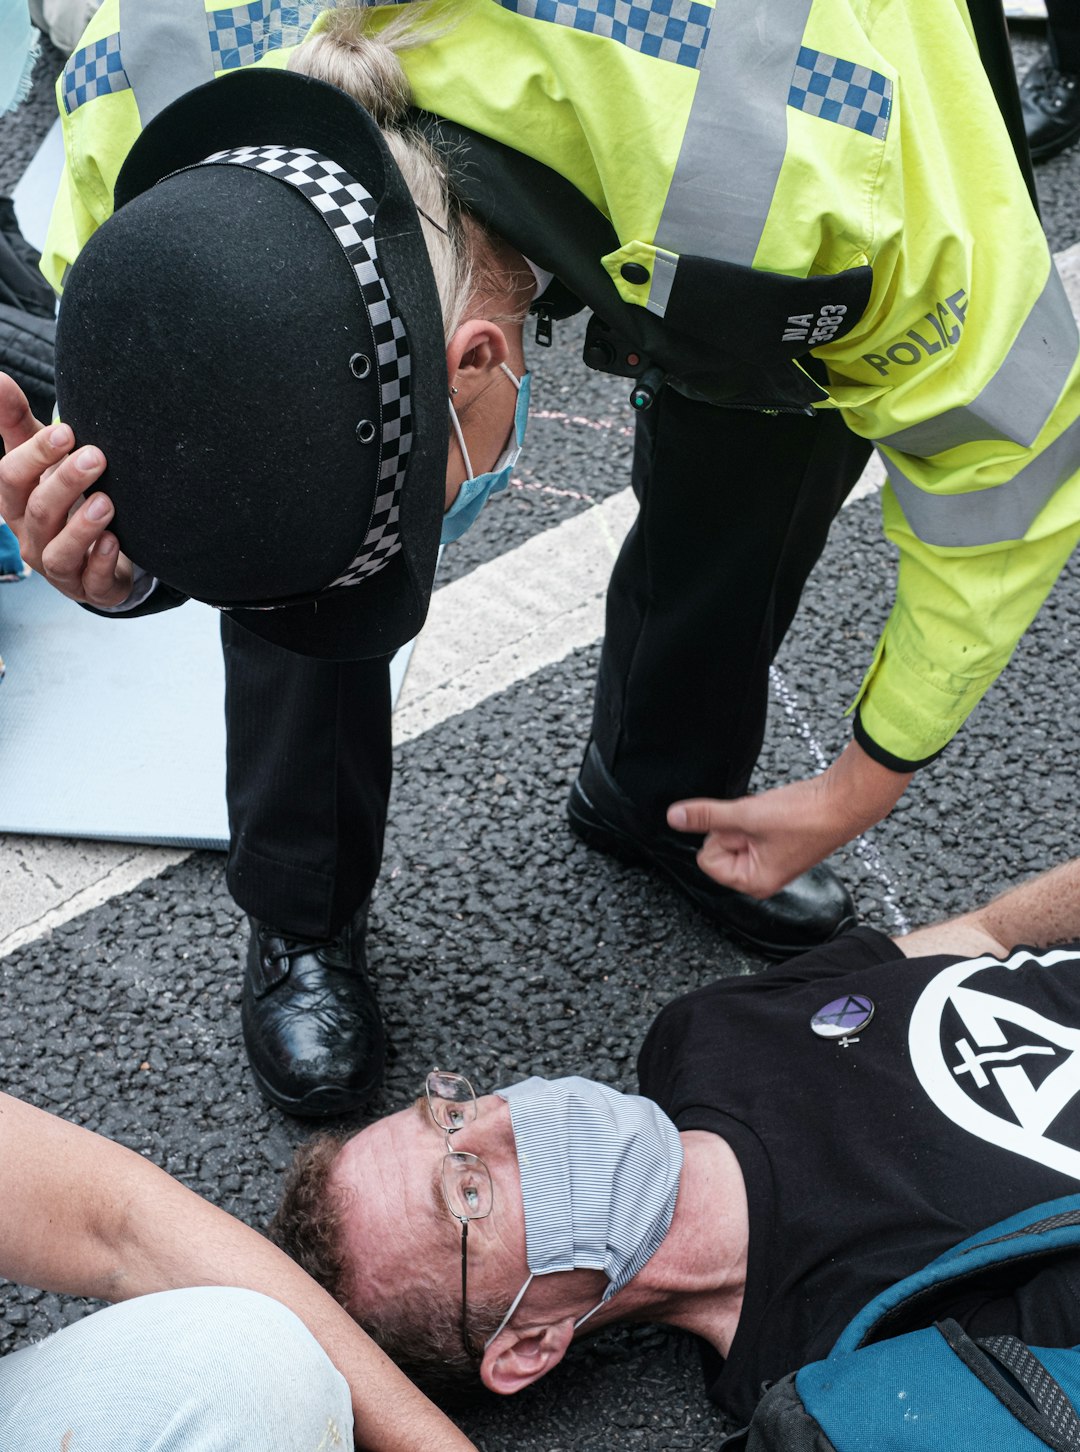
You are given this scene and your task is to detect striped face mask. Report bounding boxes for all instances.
[485,1076,683,1347]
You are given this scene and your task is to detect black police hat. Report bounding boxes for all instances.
[54,68,447,660]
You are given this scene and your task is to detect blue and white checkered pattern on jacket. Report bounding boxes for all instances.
[493,0,713,71]
[788,46,892,140]
[61,1,336,113]
[207,0,325,71]
[62,32,129,114]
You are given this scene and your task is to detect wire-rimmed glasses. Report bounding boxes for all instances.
[425,1069,494,1362]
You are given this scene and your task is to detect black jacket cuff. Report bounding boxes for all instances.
[853,709,947,773]
[80,583,188,620]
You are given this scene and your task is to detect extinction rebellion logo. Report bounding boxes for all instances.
[909,949,1080,1180]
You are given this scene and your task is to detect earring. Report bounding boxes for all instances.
[450,386,459,396]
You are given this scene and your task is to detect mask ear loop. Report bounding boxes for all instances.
[573,1296,606,1331]
[448,396,475,481]
[448,363,523,486]
[482,1269,610,1353]
[483,1271,534,1350]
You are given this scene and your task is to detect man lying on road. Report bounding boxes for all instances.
[271,858,1080,1427]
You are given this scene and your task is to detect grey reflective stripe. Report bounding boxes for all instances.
[645,247,678,318]
[120,0,214,127]
[654,0,813,267]
[878,266,1080,456]
[882,408,1080,547]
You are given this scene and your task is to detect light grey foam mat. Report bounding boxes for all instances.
[0,576,417,849]
[0,575,230,847]
[12,117,63,255]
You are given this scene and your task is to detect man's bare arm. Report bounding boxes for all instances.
[0,1093,477,1452]
[894,858,1080,960]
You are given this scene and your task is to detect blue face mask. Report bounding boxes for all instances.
[441,364,531,545]
[484,1076,683,1348]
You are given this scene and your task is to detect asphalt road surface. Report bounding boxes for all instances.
[2,23,1080,1452]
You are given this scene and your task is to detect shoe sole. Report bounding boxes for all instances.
[568,780,855,959]
[1030,130,1080,161]
[568,780,654,865]
[246,1054,384,1120]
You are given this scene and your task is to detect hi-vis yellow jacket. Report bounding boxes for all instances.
[42,0,1080,769]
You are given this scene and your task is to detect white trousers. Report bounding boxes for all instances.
[0,1285,354,1450]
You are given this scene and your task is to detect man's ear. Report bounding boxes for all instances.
[479,1317,576,1396]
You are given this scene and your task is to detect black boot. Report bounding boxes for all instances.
[242,908,385,1118]
[1020,56,1080,162]
[568,743,856,958]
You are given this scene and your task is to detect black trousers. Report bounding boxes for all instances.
[1047,0,1080,74]
[222,394,871,937]
[221,618,393,939]
[593,388,872,828]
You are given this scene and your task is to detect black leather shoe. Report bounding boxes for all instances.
[1021,57,1080,162]
[242,910,385,1118]
[567,743,856,958]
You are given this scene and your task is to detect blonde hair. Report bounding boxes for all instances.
[289,6,476,336]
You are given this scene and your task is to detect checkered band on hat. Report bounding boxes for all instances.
[198,145,412,590]
[788,47,892,140]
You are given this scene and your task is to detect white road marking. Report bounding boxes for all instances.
[0,838,186,958]
[395,488,637,742]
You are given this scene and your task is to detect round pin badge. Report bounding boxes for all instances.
[811,994,875,1039]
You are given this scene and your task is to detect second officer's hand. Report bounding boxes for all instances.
[666,740,914,899]
[0,372,133,607]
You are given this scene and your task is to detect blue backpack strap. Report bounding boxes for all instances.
[833,1195,1080,1357]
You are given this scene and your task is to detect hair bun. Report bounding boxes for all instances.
[292,8,412,127]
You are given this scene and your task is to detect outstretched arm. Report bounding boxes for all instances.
[894,858,1080,960]
[0,1093,477,1452]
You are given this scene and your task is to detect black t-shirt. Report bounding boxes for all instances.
[637,927,1080,1425]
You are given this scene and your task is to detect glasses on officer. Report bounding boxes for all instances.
[425,1069,494,1363]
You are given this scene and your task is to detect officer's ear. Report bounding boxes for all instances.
[445,318,509,389]
[479,1316,576,1395]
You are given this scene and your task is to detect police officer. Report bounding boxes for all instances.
[1,0,1077,1118]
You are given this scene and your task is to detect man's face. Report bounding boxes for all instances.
[329,1091,528,1320]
